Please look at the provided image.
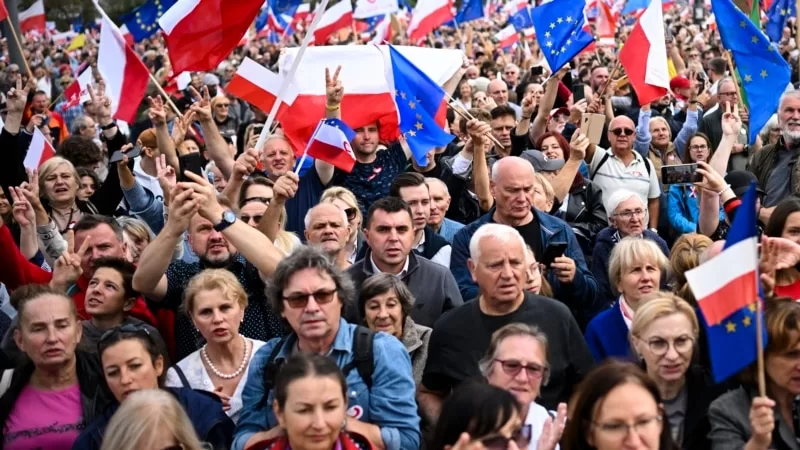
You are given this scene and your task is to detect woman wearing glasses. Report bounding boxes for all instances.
[320,187,365,264]
[165,270,266,423]
[585,237,670,361]
[481,324,567,450]
[430,381,533,450]
[630,293,722,450]
[73,324,234,450]
[0,287,111,450]
[592,190,670,312]
[561,360,675,450]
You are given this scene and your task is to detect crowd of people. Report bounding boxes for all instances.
[2,3,800,450]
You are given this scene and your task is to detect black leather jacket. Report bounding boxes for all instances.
[557,179,608,258]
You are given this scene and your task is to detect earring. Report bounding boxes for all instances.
[341,418,347,430]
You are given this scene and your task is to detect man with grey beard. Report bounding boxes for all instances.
[751,90,800,223]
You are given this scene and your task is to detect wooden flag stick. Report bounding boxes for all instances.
[722,50,746,111]
[445,98,505,149]
[5,19,33,79]
[756,296,766,397]
[599,61,621,99]
[148,72,182,117]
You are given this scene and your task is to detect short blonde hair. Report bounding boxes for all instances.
[608,237,670,291]
[630,292,699,343]
[100,389,205,450]
[116,216,154,244]
[182,269,248,314]
[321,186,362,225]
[38,156,80,195]
[533,172,555,204]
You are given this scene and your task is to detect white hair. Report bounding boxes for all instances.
[604,189,646,225]
[304,203,348,230]
[425,177,450,196]
[469,223,526,262]
[491,156,534,182]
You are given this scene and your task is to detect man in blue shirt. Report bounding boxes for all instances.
[233,246,420,450]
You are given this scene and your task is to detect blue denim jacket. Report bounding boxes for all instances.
[232,319,421,450]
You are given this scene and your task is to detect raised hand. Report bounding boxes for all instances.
[325,66,344,106]
[9,186,35,228]
[156,154,177,206]
[233,148,260,179]
[721,102,742,137]
[748,396,775,450]
[272,172,300,205]
[164,185,198,234]
[188,86,213,122]
[148,95,168,126]
[172,109,195,146]
[693,161,727,193]
[466,119,492,148]
[521,92,536,119]
[6,77,29,114]
[87,81,113,119]
[51,230,90,290]
[537,403,567,450]
[569,131,590,161]
[180,171,224,221]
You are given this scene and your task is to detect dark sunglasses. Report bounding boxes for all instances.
[611,128,635,137]
[282,289,337,309]
[344,207,358,221]
[479,424,532,450]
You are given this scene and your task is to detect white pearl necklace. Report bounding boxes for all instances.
[201,335,251,380]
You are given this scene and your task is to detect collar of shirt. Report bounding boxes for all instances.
[412,229,426,251]
[619,295,634,330]
[370,254,409,278]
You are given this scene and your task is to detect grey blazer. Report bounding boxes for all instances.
[708,386,800,450]
[401,317,431,385]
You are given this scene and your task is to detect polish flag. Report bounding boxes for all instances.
[63,68,94,108]
[408,0,454,43]
[495,25,519,49]
[0,1,7,22]
[306,119,357,172]
[23,128,56,170]
[19,0,46,34]
[596,0,617,46]
[273,45,463,153]
[618,0,669,105]
[313,1,354,45]
[294,3,311,23]
[96,15,150,124]
[225,57,299,118]
[119,24,135,47]
[158,0,264,74]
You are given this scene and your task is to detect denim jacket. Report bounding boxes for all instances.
[232,319,421,450]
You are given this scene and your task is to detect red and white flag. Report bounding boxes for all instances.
[495,25,519,49]
[158,0,264,74]
[0,0,8,22]
[63,68,94,109]
[595,0,617,47]
[225,57,299,118]
[19,0,45,34]
[96,15,150,123]
[618,0,669,105]
[23,128,56,170]
[306,119,357,172]
[407,0,454,43]
[313,1,354,45]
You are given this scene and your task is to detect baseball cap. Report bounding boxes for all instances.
[724,170,765,198]
[549,107,570,119]
[521,150,566,173]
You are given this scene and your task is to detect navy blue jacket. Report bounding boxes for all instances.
[451,208,598,311]
[583,301,634,362]
[72,387,234,450]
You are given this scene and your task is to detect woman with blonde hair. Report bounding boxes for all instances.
[116,216,154,265]
[320,186,364,263]
[630,292,723,450]
[669,233,712,306]
[165,270,266,423]
[100,389,206,450]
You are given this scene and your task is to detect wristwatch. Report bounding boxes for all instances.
[213,210,237,232]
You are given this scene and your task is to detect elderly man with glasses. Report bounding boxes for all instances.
[698,77,754,171]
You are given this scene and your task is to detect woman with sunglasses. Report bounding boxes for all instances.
[630,293,723,450]
[430,381,532,450]
[245,353,376,450]
[561,360,675,450]
[164,270,266,423]
[320,187,365,264]
[73,324,235,450]
[0,286,112,450]
[100,389,207,450]
[481,324,567,450]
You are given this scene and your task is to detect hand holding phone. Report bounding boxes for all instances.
[661,163,702,185]
[110,145,143,163]
[540,242,569,267]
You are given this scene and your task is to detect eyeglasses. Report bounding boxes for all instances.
[478,424,532,450]
[645,335,695,356]
[494,359,549,380]
[593,415,663,439]
[344,207,358,221]
[614,208,645,220]
[240,214,263,224]
[689,144,708,151]
[718,91,738,98]
[688,53,699,58]
[283,289,338,309]
[611,128,635,136]
[215,103,230,108]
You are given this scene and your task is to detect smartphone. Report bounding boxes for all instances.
[541,242,569,267]
[661,163,702,185]
[109,145,143,163]
[580,113,605,145]
[571,83,586,104]
[179,152,205,182]
[530,66,544,77]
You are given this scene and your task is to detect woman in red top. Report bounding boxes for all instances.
[765,197,800,300]
[248,353,374,450]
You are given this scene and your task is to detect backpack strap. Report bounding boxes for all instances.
[590,153,611,181]
[171,365,190,389]
[643,156,651,176]
[258,334,293,408]
[342,326,375,390]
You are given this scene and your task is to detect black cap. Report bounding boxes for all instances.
[521,150,566,173]
[724,170,765,198]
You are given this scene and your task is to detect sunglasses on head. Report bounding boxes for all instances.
[98,323,155,354]
[611,128,635,137]
[479,424,532,450]
[344,207,358,221]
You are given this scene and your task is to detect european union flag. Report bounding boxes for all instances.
[269,0,302,16]
[509,6,534,33]
[256,8,269,33]
[530,0,594,73]
[713,0,791,144]
[121,0,176,43]
[766,0,796,43]
[701,184,766,383]
[387,45,454,166]
[455,0,484,24]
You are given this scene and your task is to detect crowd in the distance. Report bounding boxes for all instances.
[4,6,800,450]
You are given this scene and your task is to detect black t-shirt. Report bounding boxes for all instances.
[421,292,594,410]
[515,213,544,262]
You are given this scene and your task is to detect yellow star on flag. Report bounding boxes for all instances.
[415,122,424,130]
[725,321,737,333]
[408,101,416,109]
[744,74,752,83]
[761,69,768,78]
[749,303,757,312]
[409,130,417,137]
[743,316,752,327]
[399,91,407,100]
[751,36,758,43]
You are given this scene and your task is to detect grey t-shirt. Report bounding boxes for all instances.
[663,385,689,444]
[764,148,797,207]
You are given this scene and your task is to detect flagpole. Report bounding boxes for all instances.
[723,50,746,111]
[796,0,800,77]
[147,71,183,116]
[756,294,766,397]
[599,61,621,99]
[5,18,33,79]
[445,97,505,148]
[255,0,332,153]
[294,120,322,174]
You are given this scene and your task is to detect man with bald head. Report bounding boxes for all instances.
[487,79,522,119]
[584,115,661,230]
[304,203,352,270]
[450,156,598,313]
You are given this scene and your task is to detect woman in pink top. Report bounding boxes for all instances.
[0,285,112,449]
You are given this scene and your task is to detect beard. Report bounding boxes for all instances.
[200,253,233,269]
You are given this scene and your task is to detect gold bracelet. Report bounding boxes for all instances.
[326,104,341,111]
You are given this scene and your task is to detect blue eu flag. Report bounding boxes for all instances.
[269,0,302,16]
[509,6,534,33]
[713,0,791,144]
[387,45,454,166]
[766,0,796,43]
[121,0,176,43]
[455,0,484,24]
[530,0,594,72]
[256,8,269,33]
